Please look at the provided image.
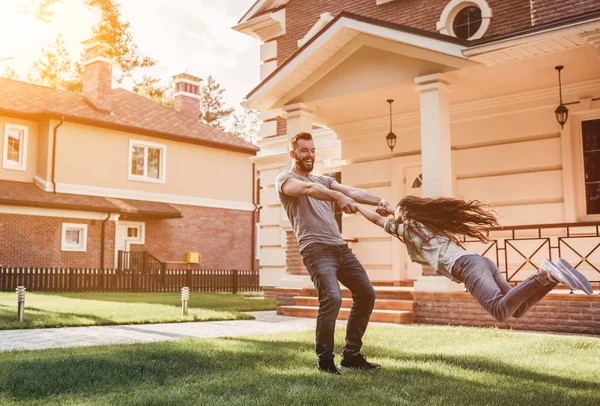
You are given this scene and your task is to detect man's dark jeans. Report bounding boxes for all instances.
[301,243,376,361]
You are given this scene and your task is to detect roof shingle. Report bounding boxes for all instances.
[0,78,258,153]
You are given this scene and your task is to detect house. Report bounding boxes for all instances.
[234,0,600,334]
[0,39,259,272]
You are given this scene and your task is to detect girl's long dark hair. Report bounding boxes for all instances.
[396,196,500,244]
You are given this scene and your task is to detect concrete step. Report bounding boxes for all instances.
[302,287,414,301]
[294,296,416,311]
[281,305,415,324]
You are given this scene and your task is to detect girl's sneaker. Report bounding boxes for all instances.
[554,259,594,295]
[540,259,577,290]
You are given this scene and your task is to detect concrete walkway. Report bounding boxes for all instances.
[0,312,348,352]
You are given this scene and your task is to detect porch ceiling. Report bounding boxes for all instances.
[307,44,600,127]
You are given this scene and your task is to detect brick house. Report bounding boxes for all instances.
[0,40,259,271]
[234,1,600,334]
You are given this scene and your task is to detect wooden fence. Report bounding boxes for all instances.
[0,268,260,293]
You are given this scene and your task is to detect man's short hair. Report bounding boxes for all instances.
[290,132,313,151]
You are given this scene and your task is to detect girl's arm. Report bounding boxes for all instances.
[355,204,388,228]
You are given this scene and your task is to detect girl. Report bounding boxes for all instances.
[356,196,593,321]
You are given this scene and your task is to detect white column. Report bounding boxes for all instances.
[283,103,314,137]
[414,73,462,292]
[415,73,453,198]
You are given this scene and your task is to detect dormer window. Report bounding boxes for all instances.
[437,0,492,40]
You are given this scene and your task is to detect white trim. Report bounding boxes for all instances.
[83,56,112,66]
[575,115,600,221]
[128,139,167,184]
[464,17,600,56]
[3,123,28,171]
[334,78,600,131]
[237,0,289,25]
[34,175,54,192]
[61,223,88,252]
[436,0,492,40]
[376,0,396,4]
[118,220,146,244]
[173,91,202,100]
[55,182,256,212]
[233,8,286,42]
[297,12,334,48]
[0,205,119,220]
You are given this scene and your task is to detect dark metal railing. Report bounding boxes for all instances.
[460,221,600,284]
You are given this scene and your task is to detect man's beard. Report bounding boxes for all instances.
[295,157,314,172]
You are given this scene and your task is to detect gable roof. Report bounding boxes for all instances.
[0,78,259,154]
[238,0,289,24]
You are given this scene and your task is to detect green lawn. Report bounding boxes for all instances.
[0,325,598,405]
[0,292,275,330]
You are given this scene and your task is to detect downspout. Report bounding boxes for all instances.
[100,212,111,269]
[51,116,65,193]
[251,163,261,272]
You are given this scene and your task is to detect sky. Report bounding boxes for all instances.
[0,0,260,113]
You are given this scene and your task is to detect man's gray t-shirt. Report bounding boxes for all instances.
[276,172,345,253]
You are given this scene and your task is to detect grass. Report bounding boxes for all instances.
[0,292,275,330]
[0,325,598,405]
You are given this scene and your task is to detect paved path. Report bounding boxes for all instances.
[0,312,349,352]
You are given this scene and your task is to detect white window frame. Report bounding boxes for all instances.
[61,223,88,252]
[3,123,28,171]
[121,221,145,244]
[128,139,167,184]
[436,0,492,40]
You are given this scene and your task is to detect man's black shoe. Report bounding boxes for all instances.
[339,354,380,370]
[318,359,341,375]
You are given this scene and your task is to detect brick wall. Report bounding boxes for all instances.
[531,0,600,26]
[130,204,255,270]
[0,213,114,268]
[285,230,309,275]
[277,0,533,64]
[415,292,600,335]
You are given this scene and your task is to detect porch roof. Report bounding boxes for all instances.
[0,180,182,219]
[245,12,471,111]
[244,10,600,112]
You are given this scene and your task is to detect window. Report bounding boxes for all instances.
[452,6,482,39]
[128,139,166,183]
[437,0,491,40]
[61,223,88,252]
[3,124,28,171]
[582,119,600,215]
[127,227,139,239]
[412,173,423,189]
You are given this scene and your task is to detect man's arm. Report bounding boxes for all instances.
[280,177,356,213]
[330,180,390,215]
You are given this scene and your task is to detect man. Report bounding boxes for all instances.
[276,132,389,374]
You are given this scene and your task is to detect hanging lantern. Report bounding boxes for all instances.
[554,65,569,129]
[386,99,397,152]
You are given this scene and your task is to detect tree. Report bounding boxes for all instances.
[15,0,61,22]
[1,66,20,81]
[85,0,156,83]
[199,75,234,130]
[133,75,174,107]
[230,105,260,145]
[23,0,156,85]
[32,35,83,91]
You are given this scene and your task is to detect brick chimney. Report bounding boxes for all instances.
[173,73,202,116]
[82,38,112,112]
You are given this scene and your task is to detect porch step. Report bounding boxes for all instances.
[294,296,416,311]
[303,287,414,301]
[281,306,415,324]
